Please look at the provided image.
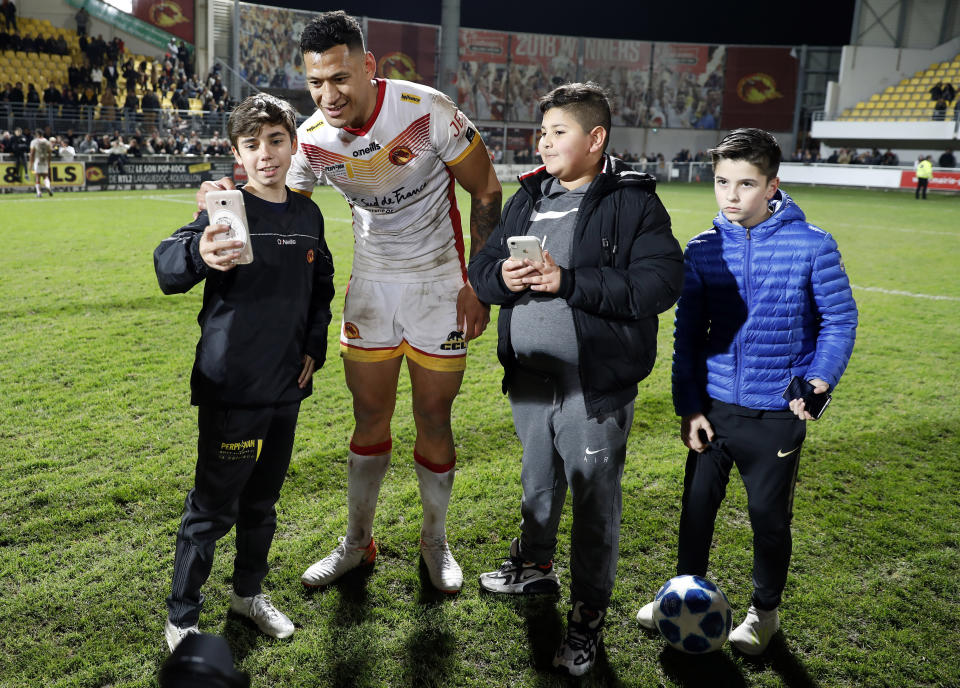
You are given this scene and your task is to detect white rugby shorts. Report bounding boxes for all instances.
[340,275,467,372]
[33,162,49,175]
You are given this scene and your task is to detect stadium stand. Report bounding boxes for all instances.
[838,55,960,121]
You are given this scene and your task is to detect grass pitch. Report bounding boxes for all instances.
[0,183,958,687]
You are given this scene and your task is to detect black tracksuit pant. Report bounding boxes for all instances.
[167,402,299,627]
[677,400,805,611]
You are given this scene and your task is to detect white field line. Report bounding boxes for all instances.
[830,221,955,237]
[851,284,960,302]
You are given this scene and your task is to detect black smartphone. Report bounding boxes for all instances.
[782,376,831,420]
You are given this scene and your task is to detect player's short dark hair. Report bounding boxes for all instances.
[538,82,612,151]
[300,10,365,56]
[227,93,297,149]
[709,128,781,180]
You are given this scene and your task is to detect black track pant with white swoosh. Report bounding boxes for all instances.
[508,366,634,610]
[676,399,805,611]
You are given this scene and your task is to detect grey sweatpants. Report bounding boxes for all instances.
[509,367,633,609]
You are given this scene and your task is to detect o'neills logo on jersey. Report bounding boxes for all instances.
[352,142,382,158]
[388,145,415,166]
[440,331,466,351]
[344,322,361,339]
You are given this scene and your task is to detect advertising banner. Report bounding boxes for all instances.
[238,3,317,90]
[367,19,439,87]
[899,169,960,191]
[108,160,228,187]
[507,33,579,122]
[582,38,652,127]
[85,162,109,188]
[648,43,725,129]
[721,47,798,131]
[132,0,194,45]
[458,29,510,122]
[0,162,85,188]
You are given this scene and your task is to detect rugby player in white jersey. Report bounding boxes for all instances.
[199,11,501,593]
[29,130,54,197]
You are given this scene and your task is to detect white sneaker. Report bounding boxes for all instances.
[301,536,377,588]
[420,534,463,593]
[636,600,657,630]
[229,591,295,639]
[728,605,779,655]
[478,537,560,595]
[164,618,199,653]
[552,601,605,677]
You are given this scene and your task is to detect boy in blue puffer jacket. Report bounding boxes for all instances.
[636,128,857,655]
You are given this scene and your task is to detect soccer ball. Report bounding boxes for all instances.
[652,575,732,654]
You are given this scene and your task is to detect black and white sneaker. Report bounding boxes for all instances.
[553,600,605,677]
[478,537,560,594]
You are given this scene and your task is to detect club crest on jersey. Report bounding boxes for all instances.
[389,145,415,166]
[306,249,315,264]
[344,322,362,339]
[440,331,466,351]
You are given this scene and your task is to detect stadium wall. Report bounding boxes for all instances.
[28,0,162,62]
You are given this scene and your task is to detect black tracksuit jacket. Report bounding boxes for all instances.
[468,156,684,417]
[154,187,335,407]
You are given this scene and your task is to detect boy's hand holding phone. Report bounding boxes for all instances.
[784,376,831,420]
[501,257,538,292]
[199,224,245,271]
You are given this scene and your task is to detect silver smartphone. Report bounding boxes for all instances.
[205,189,254,265]
[507,235,544,262]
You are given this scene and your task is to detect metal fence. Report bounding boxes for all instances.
[1,102,232,138]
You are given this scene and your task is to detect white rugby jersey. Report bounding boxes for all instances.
[288,79,481,282]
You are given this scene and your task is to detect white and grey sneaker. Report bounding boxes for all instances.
[164,618,200,653]
[479,537,560,595]
[420,534,463,593]
[553,601,605,677]
[229,591,294,639]
[729,605,780,655]
[636,600,657,630]
[301,537,377,588]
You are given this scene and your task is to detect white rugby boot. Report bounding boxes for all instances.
[728,604,780,655]
[229,591,295,638]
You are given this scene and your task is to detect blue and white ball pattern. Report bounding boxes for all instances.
[652,575,732,653]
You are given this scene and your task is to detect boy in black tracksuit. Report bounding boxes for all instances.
[154,94,334,652]
[468,82,683,676]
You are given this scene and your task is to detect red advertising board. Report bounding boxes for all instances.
[721,47,798,131]
[366,19,438,87]
[507,33,579,122]
[583,39,652,127]
[900,170,960,190]
[649,43,725,129]
[132,0,194,44]
[458,29,510,121]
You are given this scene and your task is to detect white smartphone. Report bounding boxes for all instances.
[507,235,544,262]
[205,189,254,265]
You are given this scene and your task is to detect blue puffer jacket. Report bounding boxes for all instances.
[672,189,858,415]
